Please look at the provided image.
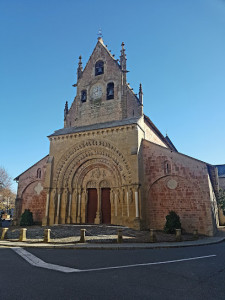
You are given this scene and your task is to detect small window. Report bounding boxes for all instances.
[95,60,104,76]
[164,161,171,175]
[37,168,41,179]
[81,90,87,102]
[107,82,114,100]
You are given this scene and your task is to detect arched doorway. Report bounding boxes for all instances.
[101,188,111,224]
[87,188,97,223]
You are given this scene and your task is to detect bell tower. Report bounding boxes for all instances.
[64,38,143,128]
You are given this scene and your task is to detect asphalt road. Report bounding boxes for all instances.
[1,242,225,300]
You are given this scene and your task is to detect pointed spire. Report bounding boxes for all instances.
[120,42,127,72]
[77,55,83,80]
[64,101,68,120]
[139,83,143,104]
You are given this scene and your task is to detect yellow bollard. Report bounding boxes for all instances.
[150,229,157,243]
[1,228,8,240]
[175,229,182,242]
[80,229,86,243]
[117,229,123,243]
[193,229,198,240]
[44,229,51,243]
[19,228,27,242]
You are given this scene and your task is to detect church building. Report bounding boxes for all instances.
[14,37,220,236]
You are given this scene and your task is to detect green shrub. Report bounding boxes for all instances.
[20,209,34,226]
[164,211,181,234]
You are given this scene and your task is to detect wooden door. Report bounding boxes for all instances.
[87,188,97,223]
[101,188,111,224]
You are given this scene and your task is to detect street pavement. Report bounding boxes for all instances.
[1,242,225,299]
[0,234,225,249]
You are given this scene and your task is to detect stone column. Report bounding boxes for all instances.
[114,191,118,217]
[121,188,125,218]
[42,189,50,226]
[77,188,81,223]
[117,189,121,222]
[135,187,139,218]
[126,188,130,218]
[80,189,87,223]
[55,190,61,225]
[133,185,141,230]
[48,189,56,226]
[110,189,114,224]
[71,188,77,223]
[66,191,72,224]
[94,187,101,224]
[60,188,67,224]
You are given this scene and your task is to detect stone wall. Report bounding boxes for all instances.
[141,140,218,236]
[20,181,46,223]
[15,156,48,224]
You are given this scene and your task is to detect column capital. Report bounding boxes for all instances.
[44,187,51,194]
[57,187,63,195]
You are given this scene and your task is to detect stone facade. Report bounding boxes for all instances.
[140,141,219,236]
[14,156,48,224]
[14,38,220,235]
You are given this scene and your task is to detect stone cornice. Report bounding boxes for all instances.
[49,123,137,141]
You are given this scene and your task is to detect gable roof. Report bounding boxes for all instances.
[14,155,49,181]
[144,115,178,152]
[165,135,178,152]
[77,38,122,84]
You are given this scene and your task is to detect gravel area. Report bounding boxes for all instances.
[3,225,205,244]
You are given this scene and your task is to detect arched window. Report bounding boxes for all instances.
[164,161,171,175]
[107,82,114,100]
[95,60,104,76]
[37,168,41,179]
[81,90,87,102]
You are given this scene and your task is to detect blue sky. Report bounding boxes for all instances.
[1,0,225,192]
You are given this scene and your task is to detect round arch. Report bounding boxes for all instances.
[54,139,132,189]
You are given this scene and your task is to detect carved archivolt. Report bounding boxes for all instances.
[100,180,110,188]
[53,139,132,189]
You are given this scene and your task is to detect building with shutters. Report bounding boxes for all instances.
[14,37,220,236]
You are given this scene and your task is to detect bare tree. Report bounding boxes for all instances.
[0,167,15,212]
[0,166,12,191]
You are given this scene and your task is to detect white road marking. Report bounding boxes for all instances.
[12,247,79,273]
[81,255,217,272]
[11,247,216,273]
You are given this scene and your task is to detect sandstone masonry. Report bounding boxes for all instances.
[14,38,220,236]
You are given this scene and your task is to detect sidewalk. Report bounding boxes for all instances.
[1,235,225,250]
[1,225,225,250]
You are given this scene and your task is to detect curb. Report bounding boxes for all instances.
[1,237,225,250]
